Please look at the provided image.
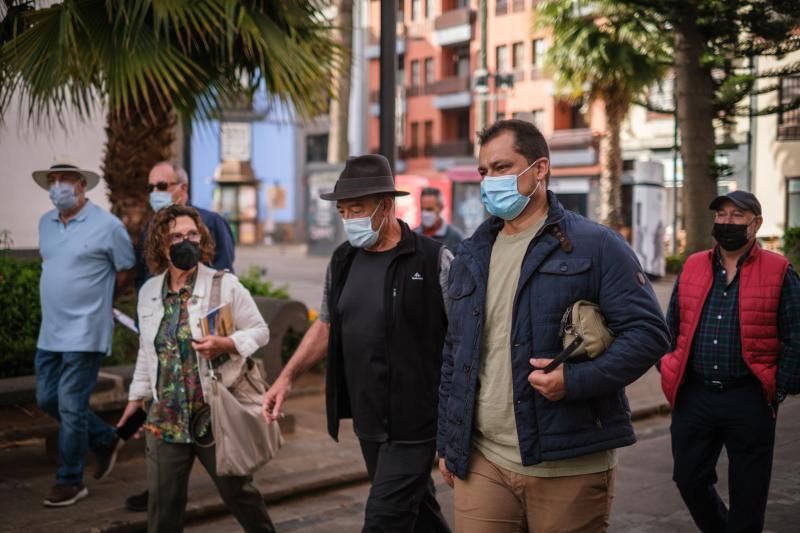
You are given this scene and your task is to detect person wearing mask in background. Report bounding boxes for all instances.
[32,162,136,507]
[438,120,669,532]
[660,191,800,533]
[414,187,464,254]
[126,161,237,512]
[134,161,235,290]
[263,155,452,533]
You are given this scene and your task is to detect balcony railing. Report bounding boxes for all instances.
[426,76,471,95]
[549,128,596,150]
[427,140,473,158]
[434,7,475,30]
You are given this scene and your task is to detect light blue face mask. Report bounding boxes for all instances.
[149,191,173,212]
[480,161,540,220]
[342,201,386,249]
[49,182,80,211]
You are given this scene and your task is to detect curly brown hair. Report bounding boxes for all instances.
[145,205,216,275]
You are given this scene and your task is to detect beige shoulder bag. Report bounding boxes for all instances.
[542,300,615,373]
[203,271,283,477]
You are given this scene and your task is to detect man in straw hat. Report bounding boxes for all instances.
[263,154,452,532]
[31,162,136,507]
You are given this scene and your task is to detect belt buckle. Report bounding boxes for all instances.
[708,379,725,392]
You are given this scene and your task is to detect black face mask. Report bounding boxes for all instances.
[712,222,751,251]
[169,240,201,271]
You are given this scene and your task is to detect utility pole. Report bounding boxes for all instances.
[379,0,397,171]
[474,0,488,157]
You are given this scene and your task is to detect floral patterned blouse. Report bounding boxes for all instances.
[146,270,207,443]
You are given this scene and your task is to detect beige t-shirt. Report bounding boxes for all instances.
[472,218,616,477]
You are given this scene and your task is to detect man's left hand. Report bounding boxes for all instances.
[528,358,566,401]
[192,335,234,360]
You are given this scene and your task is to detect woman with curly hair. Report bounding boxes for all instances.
[117,205,275,532]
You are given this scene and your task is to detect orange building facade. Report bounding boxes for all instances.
[364,0,605,231]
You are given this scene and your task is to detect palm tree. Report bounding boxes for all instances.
[536,0,669,229]
[0,0,337,241]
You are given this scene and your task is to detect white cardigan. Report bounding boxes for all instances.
[128,263,270,402]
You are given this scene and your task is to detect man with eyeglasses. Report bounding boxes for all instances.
[660,191,800,532]
[134,161,235,290]
[31,162,136,507]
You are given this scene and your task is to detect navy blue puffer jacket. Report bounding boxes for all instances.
[437,191,669,478]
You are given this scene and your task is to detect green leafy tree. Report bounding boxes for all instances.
[610,0,800,253]
[0,0,337,241]
[536,0,670,229]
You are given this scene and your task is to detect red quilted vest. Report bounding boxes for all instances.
[660,244,787,406]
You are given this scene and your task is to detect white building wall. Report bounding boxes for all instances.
[752,51,800,240]
[0,94,108,249]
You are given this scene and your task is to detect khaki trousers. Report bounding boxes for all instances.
[454,450,615,533]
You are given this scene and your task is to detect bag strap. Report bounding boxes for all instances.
[208,270,229,370]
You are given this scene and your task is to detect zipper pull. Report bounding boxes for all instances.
[393,288,397,298]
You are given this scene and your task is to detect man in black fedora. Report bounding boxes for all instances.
[263,154,452,532]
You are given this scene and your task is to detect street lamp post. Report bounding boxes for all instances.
[379,0,397,171]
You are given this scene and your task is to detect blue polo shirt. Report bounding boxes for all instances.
[37,201,135,353]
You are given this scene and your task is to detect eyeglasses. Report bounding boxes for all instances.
[169,230,201,245]
[147,181,178,193]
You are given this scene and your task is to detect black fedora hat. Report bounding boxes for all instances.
[320,154,409,201]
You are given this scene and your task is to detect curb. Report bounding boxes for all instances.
[94,465,370,533]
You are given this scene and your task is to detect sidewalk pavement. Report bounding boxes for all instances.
[0,367,669,533]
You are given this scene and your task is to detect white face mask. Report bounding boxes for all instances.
[342,201,386,248]
[49,182,80,211]
[421,210,438,228]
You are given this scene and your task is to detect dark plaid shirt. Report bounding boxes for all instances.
[666,247,800,395]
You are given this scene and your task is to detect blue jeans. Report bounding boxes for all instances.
[34,350,117,485]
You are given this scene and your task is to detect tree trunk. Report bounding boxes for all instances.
[598,93,626,230]
[674,4,717,254]
[102,101,175,245]
[328,0,353,163]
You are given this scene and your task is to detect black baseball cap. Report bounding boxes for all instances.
[709,190,762,216]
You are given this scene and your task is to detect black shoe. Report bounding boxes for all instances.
[93,436,123,480]
[125,490,148,513]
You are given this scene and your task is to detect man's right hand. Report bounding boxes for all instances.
[438,457,454,488]
[263,375,292,423]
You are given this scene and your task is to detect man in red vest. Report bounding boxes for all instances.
[660,191,800,532]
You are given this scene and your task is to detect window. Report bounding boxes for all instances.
[424,57,435,87]
[512,42,525,71]
[410,59,420,87]
[788,178,800,228]
[532,38,547,68]
[424,121,434,147]
[496,45,508,73]
[305,133,329,163]
[410,121,420,148]
[778,76,800,140]
[495,111,506,122]
[412,0,422,20]
[512,110,544,130]
[512,0,526,12]
[426,0,435,19]
[496,0,508,15]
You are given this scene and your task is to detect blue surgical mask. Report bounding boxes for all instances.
[49,182,79,211]
[421,210,438,228]
[149,191,173,212]
[480,161,540,220]
[342,202,386,248]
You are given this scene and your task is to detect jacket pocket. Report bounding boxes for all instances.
[538,258,592,275]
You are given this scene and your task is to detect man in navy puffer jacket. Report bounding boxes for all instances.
[437,119,669,532]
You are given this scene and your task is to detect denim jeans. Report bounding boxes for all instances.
[35,350,117,485]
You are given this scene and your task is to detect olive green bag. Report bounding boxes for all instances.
[543,300,615,373]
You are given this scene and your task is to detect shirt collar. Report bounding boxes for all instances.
[162,268,198,298]
[48,199,93,223]
[714,242,755,270]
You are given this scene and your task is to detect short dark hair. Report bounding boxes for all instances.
[477,118,550,165]
[420,187,443,207]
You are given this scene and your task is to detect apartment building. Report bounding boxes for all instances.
[363,0,606,233]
